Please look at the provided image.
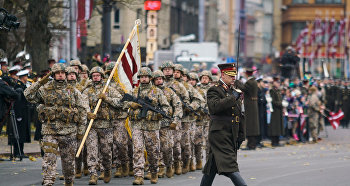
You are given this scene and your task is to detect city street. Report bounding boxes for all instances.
[0,126,349,186]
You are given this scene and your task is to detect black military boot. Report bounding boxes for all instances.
[225,172,247,186]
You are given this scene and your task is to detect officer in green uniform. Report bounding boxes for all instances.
[200,63,247,186]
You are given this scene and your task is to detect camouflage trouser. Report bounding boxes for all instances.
[203,122,209,159]
[159,127,174,168]
[132,128,160,177]
[87,128,113,176]
[112,119,129,167]
[180,122,192,162]
[41,134,77,186]
[173,126,182,162]
[309,114,319,141]
[192,123,203,162]
[75,142,88,172]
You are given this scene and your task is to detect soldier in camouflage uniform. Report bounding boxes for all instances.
[24,63,87,186]
[75,63,91,176]
[125,67,171,185]
[173,64,204,174]
[161,61,191,175]
[189,72,210,171]
[200,70,213,161]
[152,70,183,178]
[82,66,123,185]
[104,62,131,178]
[308,86,324,143]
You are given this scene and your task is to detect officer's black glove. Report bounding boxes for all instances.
[236,140,243,150]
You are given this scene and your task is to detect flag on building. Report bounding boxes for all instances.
[77,0,93,49]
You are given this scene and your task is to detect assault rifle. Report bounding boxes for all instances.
[169,87,200,117]
[121,93,171,119]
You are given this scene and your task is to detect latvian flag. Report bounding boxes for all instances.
[113,26,142,93]
[328,110,345,129]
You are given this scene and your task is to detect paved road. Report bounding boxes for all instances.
[0,126,349,186]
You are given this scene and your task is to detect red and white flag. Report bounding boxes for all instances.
[113,26,142,92]
[77,0,93,49]
[328,110,345,129]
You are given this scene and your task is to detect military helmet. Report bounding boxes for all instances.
[174,64,184,73]
[106,62,116,72]
[90,66,105,77]
[81,64,89,73]
[189,72,199,82]
[69,59,82,67]
[183,68,189,76]
[137,67,152,77]
[51,63,66,73]
[200,70,213,80]
[152,70,165,79]
[160,60,174,70]
[65,66,78,76]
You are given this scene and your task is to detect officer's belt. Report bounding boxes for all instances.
[250,97,258,101]
[210,115,234,121]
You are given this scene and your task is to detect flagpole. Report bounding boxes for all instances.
[76,20,141,158]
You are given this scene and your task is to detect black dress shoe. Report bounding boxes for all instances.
[271,143,284,147]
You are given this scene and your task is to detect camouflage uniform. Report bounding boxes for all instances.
[127,67,171,180]
[189,72,210,168]
[24,63,87,185]
[153,70,183,177]
[82,67,123,178]
[105,62,130,176]
[174,64,204,173]
[308,87,321,142]
[199,71,212,159]
[161,61,191,173]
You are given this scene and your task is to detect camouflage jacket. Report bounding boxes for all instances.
[164,77,190,120]
[157,85,183,128]
[127,83,171,130]
[109,80,129,119]
[83,81,123,129]
[24,80,87,136]
[177,79,205,122]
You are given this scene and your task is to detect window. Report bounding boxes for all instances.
[315,0,341,4]
[136,8,142,19]
[292,22,307,43]
[114,9,120,29]
[292,0,309,4]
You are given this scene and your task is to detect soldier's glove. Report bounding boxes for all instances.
[87,112,97,120]
[169,123,177,130]
[236,140,243,150]
[157,113,163,120]
[130,102,142,109]
[98,93,107,100]
[39,72,52,85]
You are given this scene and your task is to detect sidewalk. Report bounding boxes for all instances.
[0,135,41,156]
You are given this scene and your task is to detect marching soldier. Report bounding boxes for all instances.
[199,70,212,163]
[24,63,87,186]
[188,72,208,171]
[173,64,204,174]
[160,61,190,175]
[82,66,123,185]
[200,62,246,186]
[235,68,260,150]
[104,62,131,178]
[152,70,183,178]
[126,67,171,185]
